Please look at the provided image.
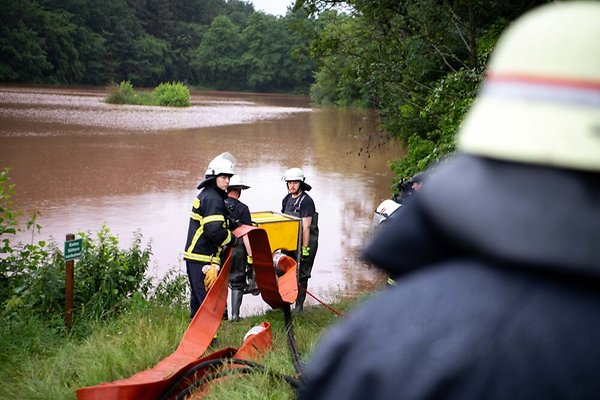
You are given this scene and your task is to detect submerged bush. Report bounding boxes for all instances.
[153,82,190,107]
[105,81,189,107]
[105,81,139,104]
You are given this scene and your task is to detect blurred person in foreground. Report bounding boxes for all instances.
[298,2,600,399]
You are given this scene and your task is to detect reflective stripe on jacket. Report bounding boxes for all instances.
[184,185,233,265]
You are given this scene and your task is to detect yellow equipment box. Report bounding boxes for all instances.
[251,211,301,255]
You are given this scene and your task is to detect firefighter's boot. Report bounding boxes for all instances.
[246,267,259,296]
[231,289,244,321]
[295,282,307,312]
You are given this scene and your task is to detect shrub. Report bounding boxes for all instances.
[105,81,138,104]
[153,82,190,107]
[0,169,187,325]
[1,169,154,321]
[105,81,190,107]
[1,226,153,321]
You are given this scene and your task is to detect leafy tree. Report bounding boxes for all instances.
[0,0,52,82]
[123,34,171,86]
[305,11,370,106]
[168,22,207,83]
[224,0,255,26]
[295,0,549,181]
[241,13,286,91]
[192,15,245,89]
[73,26,109,85]
[38,10,85,83]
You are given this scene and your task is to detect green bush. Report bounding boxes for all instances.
[105,81,190,107]
[391,68,483,181]
[105,81,138,105]
[153,82,190,107]
[0,168,18,252]
[150,267,189,308]
[1,226,153,320]
[1,168,190,324]
[72,227,153,318]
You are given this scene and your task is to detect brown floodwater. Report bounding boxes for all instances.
[0,85,404,316]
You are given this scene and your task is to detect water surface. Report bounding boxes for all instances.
[0,86,404,316]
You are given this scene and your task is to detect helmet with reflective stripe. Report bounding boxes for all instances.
[283,167,305,182]
[457,2,600,171]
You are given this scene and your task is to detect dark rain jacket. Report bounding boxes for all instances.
[225,196,252,230]
[282,191,319,282]
[298,155,600,400]
[282,191,319,247]
[183,183,234,265]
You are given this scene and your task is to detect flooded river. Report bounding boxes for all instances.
[0,85,404,316]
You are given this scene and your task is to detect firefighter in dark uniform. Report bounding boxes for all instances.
[184,153,237,319]
[281,167,319,312]
[225,174,257,321]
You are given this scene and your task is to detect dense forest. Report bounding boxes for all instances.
[0,0,316,92]
[1,0,553,179]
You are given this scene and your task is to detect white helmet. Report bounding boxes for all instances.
[457,2,600,172]
[205,152,235,178]
[374,199,401,225]
[283,167,305,182]
[228,174,250,190]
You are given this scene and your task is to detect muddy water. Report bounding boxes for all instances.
[0,86,404,316]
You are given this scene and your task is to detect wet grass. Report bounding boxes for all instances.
[0,296,369,400]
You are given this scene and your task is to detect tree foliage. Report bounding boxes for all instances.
[0,0,316,92]
[295,0,549,182]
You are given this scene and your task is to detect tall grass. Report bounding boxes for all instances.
[0,296,369,400]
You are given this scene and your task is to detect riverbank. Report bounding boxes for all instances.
[0,295,368,400]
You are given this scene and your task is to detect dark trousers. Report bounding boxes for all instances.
[297,238,318,307]
[186,260,207,319]
[229,240,247,291]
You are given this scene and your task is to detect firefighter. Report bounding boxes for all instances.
[225,174,257,321]
[299,3,600,399]
[384,171,426,286]
[183,153,237,320]
[281,167,319,312]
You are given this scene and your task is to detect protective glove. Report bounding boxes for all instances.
[202,264,220,290]
[301,246,310,262]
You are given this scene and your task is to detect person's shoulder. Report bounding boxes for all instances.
[200,186,217,198]
[239,199,250,210]
[302,192,315,202]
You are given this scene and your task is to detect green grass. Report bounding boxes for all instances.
[0,295,370,400]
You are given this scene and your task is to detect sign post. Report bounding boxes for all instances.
[64,234,82,330]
